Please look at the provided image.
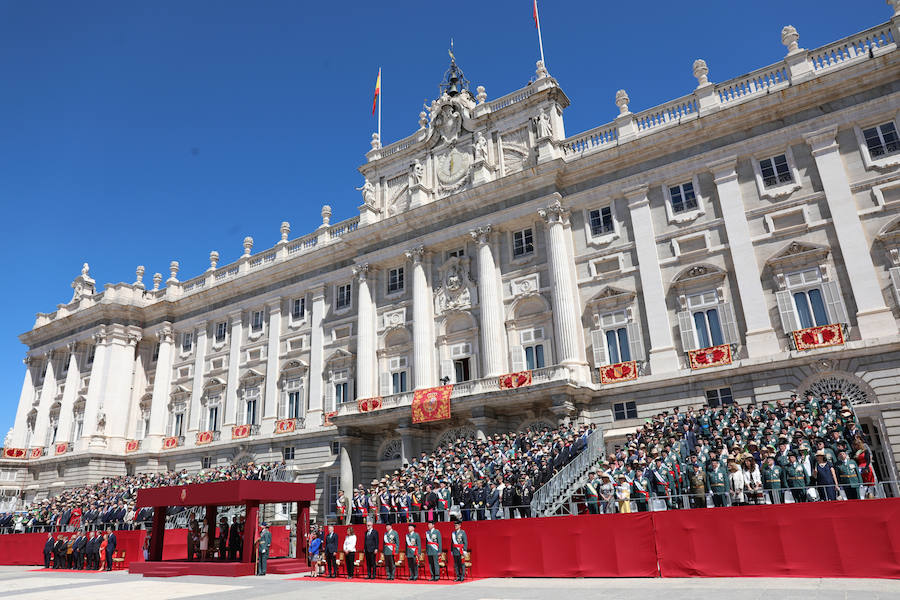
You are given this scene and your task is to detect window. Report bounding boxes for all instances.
[87,345,96,365]
[778,267,848,331]
[172,412,184,437]
[201,457,212,469]
[706,387,734,408]
[605,328,631,364]
[336,283,352,310]
[243,387,259,425]
[291,298,306,320]
[520,328,546,370]
[283,447,295,461]
[284,377,303,419]
[614,401,637,420]
[513,228,534,257]
[327,474,340,515]
[863,122,899,158]
[388,267,405,293]
[215,322,227,343]
[792,289,828,329]
[454,358,472,382]
[447,248,464,259]
[589,207,614,237]
[151,343,160,362]
[333,370,350,404]
[74,415,84,441]
[668,182,699,214]
[251,310,264,333]
[330,441,340,456]
[181,332,193,353]
[206,404,219,432]
[389,357,408,394]
[688,291,724,348]
[759,154,793,188]
[592,310,644,367]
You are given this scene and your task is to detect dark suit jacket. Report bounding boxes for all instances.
[44,539,54,554]
[228,523,242,548]
[364,529,379,552]
[324,532,339,553]
[107,533,117,553]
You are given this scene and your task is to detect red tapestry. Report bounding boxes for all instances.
[688,344,733,370]
[275,418,296,434]
[499,371,533,390]
[54,442,69,455]
[412,385,453,424]
[124,440,140,453]
[29,448,43,459]
[599,361,639,384]
[162,436,179,450]
[323,411,338,426]
[1,448,26,459]
[357,397,383,412]
[793,323,844,351]
[196,431,214,445]
[231,424,250,440]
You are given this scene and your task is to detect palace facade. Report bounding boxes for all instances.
[5,5,900,516]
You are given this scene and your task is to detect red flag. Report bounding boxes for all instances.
[372,68,381,116]
[533,0,539,28]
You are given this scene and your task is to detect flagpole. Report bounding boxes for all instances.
[377,69,382,145]
[535,0,546,66]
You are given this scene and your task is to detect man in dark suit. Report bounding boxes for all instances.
[228,517,241,561]
[218,517,229,560]
[43,534,54,569]
[486,481,500,520]
[363,521,379,579]
[73,532,86,569]
[105,529,117,570]
[324,525,339,578]
[54,536,67,569]
[84,533,96,570]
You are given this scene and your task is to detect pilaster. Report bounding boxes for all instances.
[307,284,327,420]
[224,311,243,426]
[354,264,377,399]
[55,344,81,446]
[263,298,283,421]
[10,357,36,447]
[188,321,208,432]
[469,227,507,378]
[82,327,111,446]
[147,323,175,448]
[407,246,436,388]
[30,352,58,449]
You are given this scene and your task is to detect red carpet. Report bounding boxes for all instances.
[287,575,477,585]
[28,568,111,573]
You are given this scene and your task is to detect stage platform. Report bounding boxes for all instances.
[129,557,309,578]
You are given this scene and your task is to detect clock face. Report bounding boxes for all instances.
[436,148,471,187]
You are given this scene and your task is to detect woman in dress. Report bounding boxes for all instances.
[308,531,323,577]
[98,533,108,572]
[741,456,763,505]
[852,436,877,498]
[199,528,209,560]
[343,526,357,579]
[813,449,839,501]
[728,459,746,506]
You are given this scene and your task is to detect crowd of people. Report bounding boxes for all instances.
[0,462,284,534]
[336,422,597,524]
[582,390,880,513]
[41,530,118,571]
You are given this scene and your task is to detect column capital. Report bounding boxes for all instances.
[92,325,109,346]
[623,184,650,207]
[194,319,208,334]
[707,156,738,184]
[228,310,243,324]
[404,245,427,263]
[469,225,493,245]
[159,322,175,343]
[803,126,839,157]
[311,282,327,300]
[538,196,570,226]
[23,354,35,366]
[66,341,79,355]
[352,263,370,282]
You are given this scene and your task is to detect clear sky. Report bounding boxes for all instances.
[0,0,890,439]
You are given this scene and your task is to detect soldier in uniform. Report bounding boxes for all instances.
[256,523,271,576]
[584,471,600,514]
[351,489,362,525]
[217,517,229,560]
[382,523,400,581]
[784,452,809,502]
[450,520,468,581]
[631,462,651,512]
[473,480,486,521]
[425,521,442,581]
[762,455,784,504]
[436,480,452,521]
[405,523,421,581]
[410,484,423,523]
[397,487,410,524]
[835,450,862,500]
[367,485,379,523]
[379,486,392,524]
[706,457,728,507]
[688,463,707,508]
[517,477,534,518]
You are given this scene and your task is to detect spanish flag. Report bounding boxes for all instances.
[372,68,381,116]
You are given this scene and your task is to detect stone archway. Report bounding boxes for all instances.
[435,425,477,449]
[796,370,876,406]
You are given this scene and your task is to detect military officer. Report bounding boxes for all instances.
[583,471,601,514]
[688,463,707,508]
[783,452,808,502]
[256,523,271,575]
[410,485,423,523]
[450,520,468,581]
[436,481,452,521]
[382,523,400,581]
[405,523,421,581]
[762,456,785,504]
[425,521,442,581]
[336,490,351,525]
[706,457,728,507]
[835,450,862,500]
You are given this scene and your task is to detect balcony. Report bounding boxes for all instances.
[162,436,185,450]
[53,442,73,455]
[125,439,142,453]
[274,418,304,434]
[195,430,221,445]
[231,424,260,440]
[791,323,845,351]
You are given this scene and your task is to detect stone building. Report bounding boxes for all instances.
[4,4,900,516]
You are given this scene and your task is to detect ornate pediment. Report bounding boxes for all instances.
[587,286,636,309]
[765,240,830,270]
[876,216,900,245]
[671,263,728,292]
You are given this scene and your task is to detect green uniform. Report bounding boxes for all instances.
[835,459,862,499]
[706,469,728,507]
[257,528,271,575]
[405,531,422,580]
[763,464,784,504]
[783,462,808,501]
[425,529,442,581]
[583,479,600,514]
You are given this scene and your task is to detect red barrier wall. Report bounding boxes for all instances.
[653,499,900,578]
[0,526,291,567]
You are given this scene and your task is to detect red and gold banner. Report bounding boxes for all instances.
[357,397,383,413]
[162,436,180,450]
[793,323,844,352]
[499,371,532,390]
[412,385,453,424]
[196,431,214,445]
[54,442,69,455]
[1,447,26,459]
[231,424,251,440]
[29,448,43,459]
[125,440,140,453]
[275,418,296,434]
[688,344,733,370]
[599,360,639,384]
[323,411,338,427]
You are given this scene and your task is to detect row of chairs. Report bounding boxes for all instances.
[324,550,472,580]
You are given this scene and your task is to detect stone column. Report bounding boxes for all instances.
[396,419,415,465]
[625,185,681,373]
[307,285,327,420]
[353,264,377,399]
[188,321,208,432]
[337,431,357,496]
[30,352,58,449]
[224,311,243,426]
[264,298,282,420]
[804,126,899,339]
[147,324,175,446]
[469,227,507,378]
[101,326,142,446]
[10,357,37,447]
[82,327,111,445]
[406,247,436,389]
[709,157,781,356]
[468,407,497,441]
[538,198,589,379]
[55,343,81,445]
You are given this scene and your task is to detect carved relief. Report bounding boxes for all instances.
[501,127,530,174]
[434,255,478,314]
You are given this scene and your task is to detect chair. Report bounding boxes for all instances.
[375,551,385,579]
[438,551,448,580]
[335,551,344,575]
[112,550,126,570]
[394,552,406,578]
[463,550,472,580]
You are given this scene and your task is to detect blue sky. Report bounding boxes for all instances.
[0,0,889,438]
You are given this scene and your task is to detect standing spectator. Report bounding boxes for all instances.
[728,459,745,506]
[308,531,323,577]
[852,437,877,498]
[256,523,271,576]
[363,521,378,579]
[707,458,728,507]
[615,474,631,514]
[835,450,862,500]
[688,463,707,509]
[97,534,108,572]
[105,529,117,570]
[814,450,839,501]
[218,517,229,560]
[323,525,338,578]
[742,456,763,505]
[43,533,54,569]
[343,526,357,579]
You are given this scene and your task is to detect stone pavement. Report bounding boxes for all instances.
[0,566,897,600]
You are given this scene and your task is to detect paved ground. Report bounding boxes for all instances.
[0,566,897,600]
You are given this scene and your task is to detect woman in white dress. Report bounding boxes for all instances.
[199,529,209,560]
[728,458,746,506]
